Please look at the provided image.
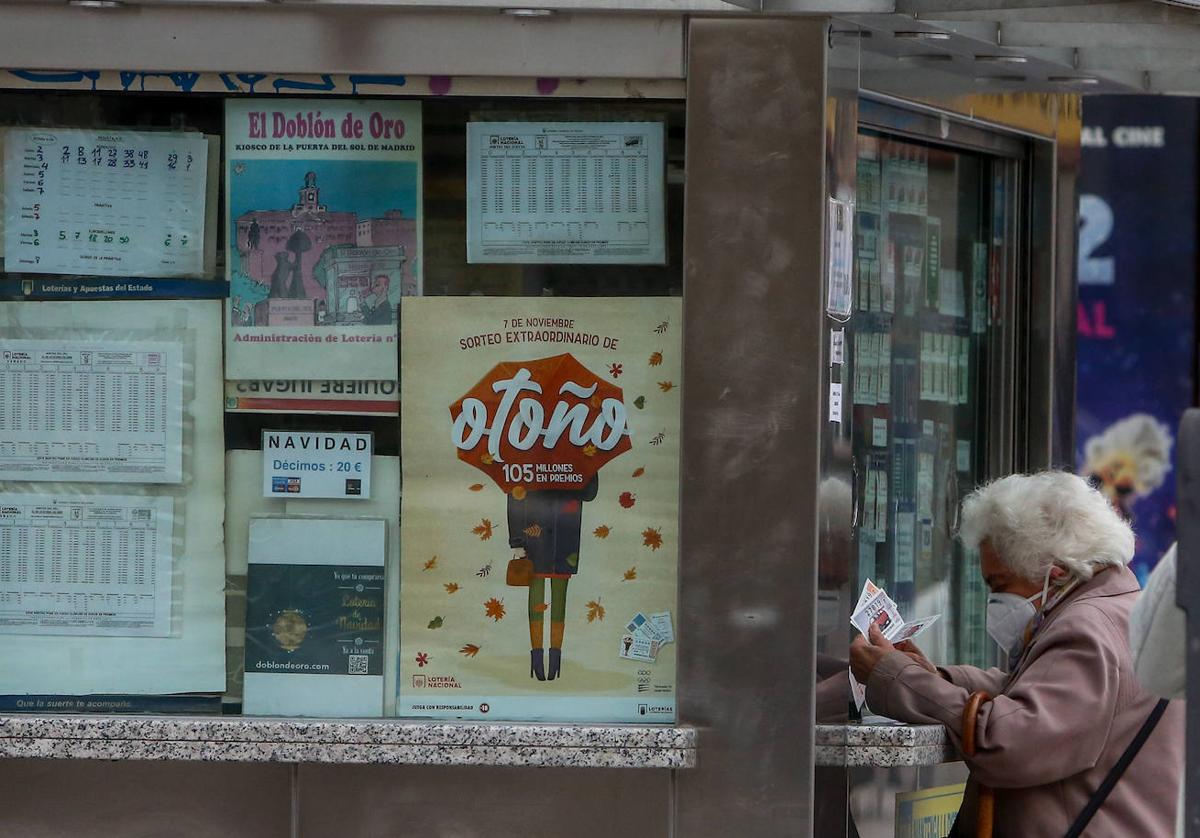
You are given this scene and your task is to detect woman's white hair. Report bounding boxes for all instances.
[958,471,1135,582]
[1082,413,1173,494]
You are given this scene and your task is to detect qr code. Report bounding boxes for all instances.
[348,654,369,675]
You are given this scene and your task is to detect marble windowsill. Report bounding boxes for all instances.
[814,723,959,767]
[0,715,696,769]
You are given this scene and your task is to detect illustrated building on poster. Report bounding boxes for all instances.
[231,171,416,327]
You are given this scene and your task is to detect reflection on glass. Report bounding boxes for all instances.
[850,130,1007,683]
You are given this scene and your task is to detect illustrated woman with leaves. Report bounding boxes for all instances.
[506,475,599,681]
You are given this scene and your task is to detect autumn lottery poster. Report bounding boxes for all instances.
[399,298,681,722]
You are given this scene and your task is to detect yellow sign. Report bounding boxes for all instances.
[895,783,965,838]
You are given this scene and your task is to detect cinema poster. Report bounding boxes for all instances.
[399,297,681,723]
[224,99,421,381]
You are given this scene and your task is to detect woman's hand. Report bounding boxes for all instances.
[895,640,939,675]
[849,625,896,683]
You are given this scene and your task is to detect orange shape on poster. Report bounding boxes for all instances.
[449,353,633,493]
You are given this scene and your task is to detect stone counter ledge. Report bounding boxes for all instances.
[814,723,958,767]
[0,716,697,769]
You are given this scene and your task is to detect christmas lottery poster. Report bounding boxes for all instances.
[224,100,421,381]
[399,298,681,722]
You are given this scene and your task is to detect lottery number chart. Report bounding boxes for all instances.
[466,122,666,264]
[0,339,184,484]
[0,495,173,637]
[3,128,209,278]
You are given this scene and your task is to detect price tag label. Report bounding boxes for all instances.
[261,431,373,499]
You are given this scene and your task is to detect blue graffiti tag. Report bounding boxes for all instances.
[348,74,408,96]
[272,74,337,94]
[8,70,101,91]
[220,73,269,94]
[119,71,202,93]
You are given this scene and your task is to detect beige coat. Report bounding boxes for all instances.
[866,564,1183,837]
[1128,544,1185,838]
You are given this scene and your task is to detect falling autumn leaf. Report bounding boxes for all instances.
[472,519,494,540]
[423,556,438,571]
[511,486,527,500]
[428,616,444,630]
[593,525,611,539]
[632,467,645,478]
[583,443,598,457]
[654,321,669,334]
[623,567,638,581]
[633,396,646,410]
[444,583,460,594]
[476,562,493,578]
[523,523,543,538]
[468,483,485,492]
[484,597,506,622]
[586,599,606,623]
[642,527,664,551]
[619,491,637,509]
[415,652,430,667]
[648,351,664,367]
[658,381,675,393]
[650,431,666,446]
[533,602,550,613]
[459,644,481,658]
[609,362,624,378]
[481,452,494,465]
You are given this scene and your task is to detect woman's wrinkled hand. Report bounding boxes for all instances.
[895,639,939,675]
[849,625,896,684]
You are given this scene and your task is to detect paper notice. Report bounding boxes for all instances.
[829,381,843,424]
[648,612,675,644]
[0,493,174,637]
[467,121,666,265]
[4,127,209,278]
[957,439,971,473]
[872,417,888,448]
[0,338,184,484]
[877,332,892,405]
[826,197,855,318]
[895,512,916,583]
[831,329,845,367]
[619,632,661,663]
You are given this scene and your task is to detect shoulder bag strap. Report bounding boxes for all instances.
[1063,698,1171,838]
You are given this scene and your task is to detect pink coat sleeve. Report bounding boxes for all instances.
[866,603,1122,788]
[938,664,1009,696]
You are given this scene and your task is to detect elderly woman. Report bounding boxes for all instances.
[850,471,1183,837]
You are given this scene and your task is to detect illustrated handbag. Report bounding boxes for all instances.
[506,556,534,587]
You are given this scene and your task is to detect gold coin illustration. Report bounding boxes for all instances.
[271,609,308,652]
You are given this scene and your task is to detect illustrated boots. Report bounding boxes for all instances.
[548,648,562,680]
[530,648,546,681]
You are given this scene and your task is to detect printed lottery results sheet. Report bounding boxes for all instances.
[466,121,666,264]
[0,339,184,484]
[3,128,208,277]
[0,494,173,637]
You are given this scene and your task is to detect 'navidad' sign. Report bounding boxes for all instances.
[261,430,373,499]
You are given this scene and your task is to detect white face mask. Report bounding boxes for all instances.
[985,566,1056,662]
[986,590,1040,662]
